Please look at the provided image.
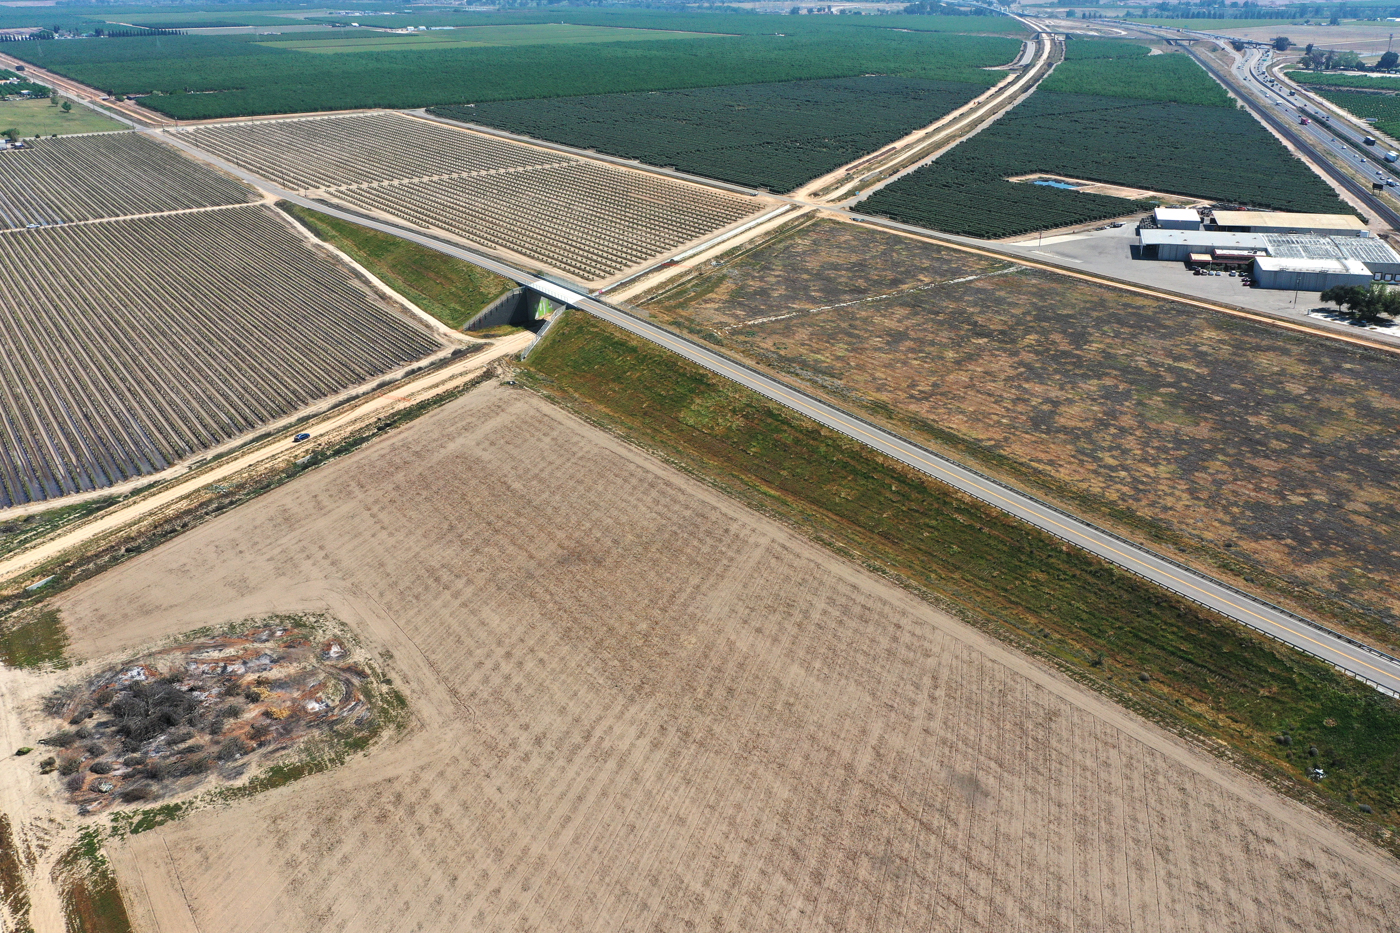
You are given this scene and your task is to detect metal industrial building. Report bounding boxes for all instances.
[1210,210,1368,236]
[1136,209,1400,289]
[1151,207,1202,230]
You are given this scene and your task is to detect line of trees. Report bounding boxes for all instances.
[0,26,185,42]
[1320,283,1400,322]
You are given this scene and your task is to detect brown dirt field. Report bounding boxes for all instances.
[1234,23,1400,53]
[645,218,1400,631]
[30,384,1400,932]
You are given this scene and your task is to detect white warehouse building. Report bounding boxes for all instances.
[1152,206,1202,230]
[1137,212,1400,290]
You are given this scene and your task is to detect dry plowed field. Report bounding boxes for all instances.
[182,112,765,282]
[0,205,441,509]
[646,219,1400,622]
[46,386,1400,932]
[0,132,253,228]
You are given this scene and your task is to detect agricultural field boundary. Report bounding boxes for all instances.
[75,144,1400,689]
[0,334,530,583]
[0,50,162,129]
[413,109,786,199]
[812,30,1060,203]
[0,333,466,524]
[549,295,1400,695]
[0,199,250,234]
[834,30,1062,206]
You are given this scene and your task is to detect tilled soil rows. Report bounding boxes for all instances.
[45,386,1400,933]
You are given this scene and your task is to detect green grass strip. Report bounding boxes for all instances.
[283,203,515,330]
[523,309,1400,849]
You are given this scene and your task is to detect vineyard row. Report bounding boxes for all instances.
[181,112,567,191]
[185,112,763,281]
[331,161,758,281]
[0,205,441,509]
[0,132,253,229]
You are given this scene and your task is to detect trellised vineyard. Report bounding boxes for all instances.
[437,76,992,193]
[331,161,759,281]
[0,132,253,228]
[0,206,441,508]
[182,112,567,190]
[184,112,765,282]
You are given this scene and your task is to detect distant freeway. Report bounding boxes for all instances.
[162,128,1400,699]
[1177,40,1400,229]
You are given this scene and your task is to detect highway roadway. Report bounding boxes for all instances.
[163,131,1400,697]
[1239,48,1400,186]
[1183,43,1400,230]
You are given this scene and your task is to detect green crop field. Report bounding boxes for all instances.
[1312,87,1400,139]
[306,9,1032,36]
[112,10,315,28]
[3,11,1022,119]
[260,23,725,54]
[1041,40,1231,106]
[438,76,993,193]
[1291,70,1400,89]
[861,43,1347,238]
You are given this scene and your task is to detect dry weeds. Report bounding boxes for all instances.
[18,385,1396,932]
[646,219,1400,629]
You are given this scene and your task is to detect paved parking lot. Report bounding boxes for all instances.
[996,225,1400,348]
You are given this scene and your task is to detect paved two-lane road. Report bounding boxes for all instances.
[162,131,1400,698]
[564,291,1400,697]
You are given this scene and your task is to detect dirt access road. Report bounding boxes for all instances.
[0,332,530,588]
[38,385,1400,933]
[0,51,164,127]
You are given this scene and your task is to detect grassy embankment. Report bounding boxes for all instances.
[0,499,118,562]
[56,828,130,933]
[523,310,1400,853]
[282,204,515,330]
[0,608,67,668]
